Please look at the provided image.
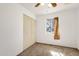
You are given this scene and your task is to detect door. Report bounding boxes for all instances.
[23,15,36,50]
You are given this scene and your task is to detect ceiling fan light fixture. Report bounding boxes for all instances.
[35,3,57,7]
[48,3,52,7]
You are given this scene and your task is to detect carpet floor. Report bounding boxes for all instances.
[18,43,79,56]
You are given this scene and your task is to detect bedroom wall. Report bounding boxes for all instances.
[77,7,79,50]
[36,8,77,48]
[0,3,36,56]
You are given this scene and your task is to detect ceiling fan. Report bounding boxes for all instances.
[35,3,57,7]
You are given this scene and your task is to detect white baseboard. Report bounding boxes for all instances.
[36,41,77,49]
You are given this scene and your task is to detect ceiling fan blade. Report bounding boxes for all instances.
[51,3,57,7]
[35,3,40,7]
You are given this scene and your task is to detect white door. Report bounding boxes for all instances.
[23,15,36,50]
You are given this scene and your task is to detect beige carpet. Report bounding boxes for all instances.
[18,43,79,56]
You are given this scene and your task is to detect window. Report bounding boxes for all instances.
[46,17,60,40]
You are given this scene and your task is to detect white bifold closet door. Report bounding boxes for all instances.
[23,15,36,50]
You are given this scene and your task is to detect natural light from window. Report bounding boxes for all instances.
[50,51,64,56]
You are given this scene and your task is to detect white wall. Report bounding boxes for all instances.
[0,4,36,56]
[36,8,78,48]
[77,7,79,50]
